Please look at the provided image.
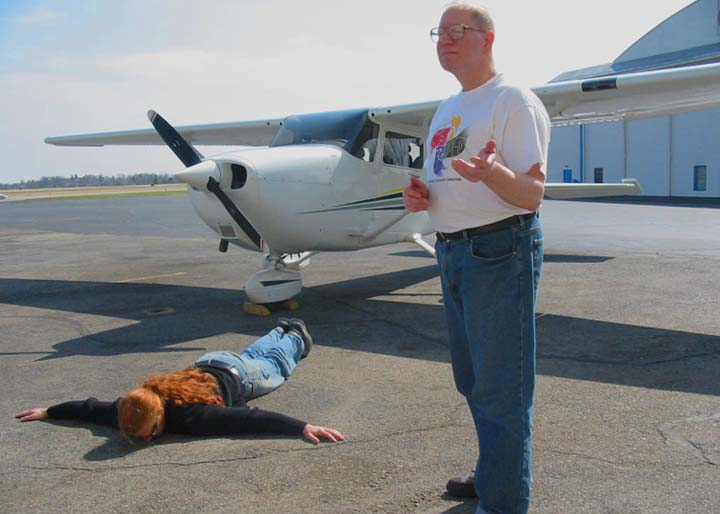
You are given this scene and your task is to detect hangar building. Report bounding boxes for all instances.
[547,0,720,198]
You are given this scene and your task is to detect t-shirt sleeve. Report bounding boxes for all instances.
[496,102,550,176]
[46,398,119,428]
[166,404,306,437]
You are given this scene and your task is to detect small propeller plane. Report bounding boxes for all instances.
[46,62,720,315]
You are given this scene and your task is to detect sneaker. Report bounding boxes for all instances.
[287,318,312,358]
[277,318,291,333]
[446,471,477,497]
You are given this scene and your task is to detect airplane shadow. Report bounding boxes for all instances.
[388,252,614,264]
[543,254,613,263]
[1,260,719,397]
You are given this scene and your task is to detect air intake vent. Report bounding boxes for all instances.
[231,164,247,189]
[218,224,238,238]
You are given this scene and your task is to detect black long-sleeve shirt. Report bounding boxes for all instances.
[46,365,306,437]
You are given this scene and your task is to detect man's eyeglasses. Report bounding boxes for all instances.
[430,24,484,42]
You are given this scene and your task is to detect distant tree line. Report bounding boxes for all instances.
[0,173,175,190]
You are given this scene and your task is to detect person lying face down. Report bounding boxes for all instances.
[16,319,345,445]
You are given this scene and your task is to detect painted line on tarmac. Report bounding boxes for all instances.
[113,272,188,283]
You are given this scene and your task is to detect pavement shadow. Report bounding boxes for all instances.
[564,196,720,209]
[543,254,613,263]
[425,496,477,513]
[42,419,138,460]
[42,419,301,462]
[2,265,719,397]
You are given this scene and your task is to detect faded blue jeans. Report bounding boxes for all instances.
[436,214,543,514]
[194,328,304,400]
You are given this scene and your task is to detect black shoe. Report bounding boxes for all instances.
[287,318,312,358]
[278,318,291,333]
[446,471,477,498]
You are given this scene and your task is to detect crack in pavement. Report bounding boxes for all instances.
[657,413,720,467]
[541,447,717,469]
[12,421,472,475]
[537,349,720,367]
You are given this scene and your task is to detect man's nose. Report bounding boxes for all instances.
[437,31,454,44]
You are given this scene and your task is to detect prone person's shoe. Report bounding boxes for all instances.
[282,318,312,358]
[446,471,477,498]
[278,318,291,333]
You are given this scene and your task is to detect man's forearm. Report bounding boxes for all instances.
[482,162,545,211]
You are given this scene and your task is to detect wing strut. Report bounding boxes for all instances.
[407,233,436,257]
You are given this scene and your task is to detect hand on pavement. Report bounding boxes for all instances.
[302,424,345,444]
[15,408,48,422]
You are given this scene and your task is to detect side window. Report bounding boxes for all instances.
[383,131,424,168]
[350,120,380,162]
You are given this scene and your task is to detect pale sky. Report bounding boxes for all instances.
[0,0,694,183]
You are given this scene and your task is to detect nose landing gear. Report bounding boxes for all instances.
[241,252,315,316]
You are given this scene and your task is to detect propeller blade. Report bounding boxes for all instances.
[206,176,262,250]
[147,110,203,167]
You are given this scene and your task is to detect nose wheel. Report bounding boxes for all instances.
[242,268,303,316]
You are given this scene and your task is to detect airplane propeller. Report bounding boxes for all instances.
[147,109,262,251]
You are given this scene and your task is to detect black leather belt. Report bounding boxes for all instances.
[436,212,536,241]
[195,360,240,377]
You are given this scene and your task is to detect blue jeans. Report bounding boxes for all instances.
[436,215,543,514]
[194,328,304,400]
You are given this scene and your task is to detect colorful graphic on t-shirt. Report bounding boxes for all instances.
[430,115,466,176]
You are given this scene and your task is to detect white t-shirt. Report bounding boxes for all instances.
[425,74,550,233]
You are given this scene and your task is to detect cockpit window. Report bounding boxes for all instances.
[271,109,373,153]
[382,131,424,168]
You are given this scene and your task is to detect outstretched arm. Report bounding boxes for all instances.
[17,398,119,427]
[169,404,345,443]
[15,408,48,422]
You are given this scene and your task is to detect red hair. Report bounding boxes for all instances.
[118,388,164,436]
[141,366,224,407]
[118,367,223,436]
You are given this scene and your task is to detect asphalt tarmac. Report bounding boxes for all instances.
[1,196,718,514]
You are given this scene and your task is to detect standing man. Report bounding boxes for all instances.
[404,3,549,514]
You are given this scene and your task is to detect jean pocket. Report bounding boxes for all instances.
[469,232,516,262]
[516,226,540,238]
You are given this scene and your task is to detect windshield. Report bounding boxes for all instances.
[271,109,370,152]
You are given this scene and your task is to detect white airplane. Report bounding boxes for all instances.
[46,62,720,315]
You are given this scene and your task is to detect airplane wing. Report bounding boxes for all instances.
[536,62,720,126]
[359,62,720,136]
[45,63,720,147]
[45,116,283,147]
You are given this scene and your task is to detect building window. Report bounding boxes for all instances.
[694,165,707,192]
[593,167,604,184]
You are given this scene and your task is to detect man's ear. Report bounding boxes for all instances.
[484,30,495,53]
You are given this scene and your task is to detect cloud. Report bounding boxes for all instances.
[13,7,64,25]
